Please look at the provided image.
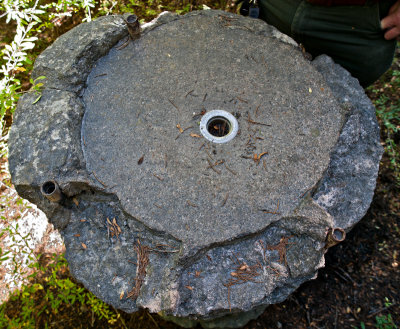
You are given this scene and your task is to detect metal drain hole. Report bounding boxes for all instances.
[41,180,63,202]
[200,110,239,144]
[42,181,56,194]
[333,228,346,242]
[207,117,231,137]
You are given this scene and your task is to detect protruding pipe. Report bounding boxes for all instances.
[325,227,346,248]
[41,180,63,202]
[124,14,140,40]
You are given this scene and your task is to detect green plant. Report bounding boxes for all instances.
[376,101,400,162]
[369,58,400,185]
[0,0,44,133]
[0,0,96,134]
[0,253,120,328]
[0,219,40,329]
[86,290,119,324]
[376,314,397,329]
[0,220,38,287]
[0,238,11,263]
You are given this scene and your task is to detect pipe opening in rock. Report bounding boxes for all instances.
[42,181,56,194]
[126,14,138,24]
[207,117,231,137]
[41,180,63,202]
[200,110,238,143]
[325,227,346,248]
[332,228,345,242]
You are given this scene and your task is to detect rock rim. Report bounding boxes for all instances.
[9,10,383,327]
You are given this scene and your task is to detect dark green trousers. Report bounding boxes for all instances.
[258,0,397,86]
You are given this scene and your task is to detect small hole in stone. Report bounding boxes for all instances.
[207,117,231,137]
[42,181,56,195]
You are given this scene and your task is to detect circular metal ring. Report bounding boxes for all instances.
[199,110,239,144]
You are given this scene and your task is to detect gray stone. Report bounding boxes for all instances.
[311,55,383,230]
[9,89,88,225]
[32,15,128,93]
[82,10,342,259]
[8,10,382,328]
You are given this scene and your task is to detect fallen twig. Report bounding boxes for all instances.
[260,200,281,215]
[185,89,194,98]
[223,254,263,312]
[206,158,221,174]
[236,96,248,103]
[153,173,164,181]
[247,113,271,126]
[253,152,268,165]
[224,163,237,176]
[168,99,180,112]
[186,200,198,208]
[92,171,107,187]
[267,236,293,266]
[367,303,397,318]
[107,217,122,242]
[94,73,107,78]
[255,104,261,118]
[221,193,229,207]
[127,239,150,300]
[193,108,206,119]
[207,159,225,169]
[175,125,193,140]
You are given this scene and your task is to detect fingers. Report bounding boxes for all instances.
[381,15,395,30]
[381,0,400,39]
[388,0,400,15]
[384,26,400,40]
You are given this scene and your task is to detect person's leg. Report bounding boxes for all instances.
[292,0,397,86]
[258,0,302,36]
[258,0,397,87]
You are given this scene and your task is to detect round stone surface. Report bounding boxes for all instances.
[9,10,383,323]
[82,12,343,256]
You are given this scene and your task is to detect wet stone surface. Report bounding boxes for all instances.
[9,10,383,328]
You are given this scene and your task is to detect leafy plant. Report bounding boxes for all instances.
[374,299,398,329]
[376,99,400,177]
[0,220,38,288]
[0,253,120,328]
[376,313,398,329]
[0,0,96,134]
[0,0,43,133]
[368,49,400,186]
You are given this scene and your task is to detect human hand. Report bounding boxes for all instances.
[381,0,400,40]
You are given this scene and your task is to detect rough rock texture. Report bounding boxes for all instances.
[8,10,383,328]
[82,11,343,259]
[311,56,383,230]
[32,15,128,93]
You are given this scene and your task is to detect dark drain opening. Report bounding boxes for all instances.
[42,181,56,194]
[333,228,345,241]
[207,117,231,137]
[41,180,63,202]
[126,14,138,24]
[200,110,239,143]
